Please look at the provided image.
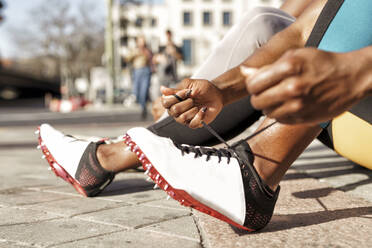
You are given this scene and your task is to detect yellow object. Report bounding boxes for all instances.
[332,112,372,170]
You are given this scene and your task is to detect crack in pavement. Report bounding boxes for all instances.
[192,210,208,248]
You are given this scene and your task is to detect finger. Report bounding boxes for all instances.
[248,58,301,95]
[189,107,207,129]
[160,86,177,96]
[240,66,258,78]
[175,107,199,126]
[168,98,195,118]
[250,76,303,110]
[161,88,192,109]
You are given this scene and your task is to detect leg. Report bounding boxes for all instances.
[132,69,141,104]
[138,67,151,116]
[247,119,322,190]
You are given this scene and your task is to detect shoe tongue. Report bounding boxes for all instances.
[231,140,255,165]
[232,140,276,197]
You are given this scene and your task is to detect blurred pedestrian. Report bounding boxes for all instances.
[153,30,182,89]
[126,36,153,118]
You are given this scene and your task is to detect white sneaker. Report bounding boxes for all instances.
[124,127,280,231]
[37,124,115,197]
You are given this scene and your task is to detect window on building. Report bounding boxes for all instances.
[222,11,232,26]
[150,17,157,27]
[135,17,143,27]
[183,11,193,26]
[120,18,129,29]
[182,39,194,65]
[203,11,212,26]
[120,36,128,46]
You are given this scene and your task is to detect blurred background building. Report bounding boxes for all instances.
[0,0,282,111]
[111,0,283,89]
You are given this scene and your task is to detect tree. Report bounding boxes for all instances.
[9,0,104,87]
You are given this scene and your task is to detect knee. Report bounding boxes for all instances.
[241,7,294,41]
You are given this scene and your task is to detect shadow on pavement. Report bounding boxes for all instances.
[98,178,154,196]
[265,206,372,233]
[286,160,372,193]
[231,206,372,235]
[0,142,37,149]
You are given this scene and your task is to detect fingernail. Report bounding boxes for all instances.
[201,107,207,113]
[185,89,192,98]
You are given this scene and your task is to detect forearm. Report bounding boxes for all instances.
[212,22,303,105]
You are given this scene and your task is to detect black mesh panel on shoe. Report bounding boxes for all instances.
[232,140,280,231]
[75,142,115,197]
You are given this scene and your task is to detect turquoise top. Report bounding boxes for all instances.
[317,0,372,128]
[318,0,372,53]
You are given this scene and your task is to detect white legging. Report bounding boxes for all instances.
[193,6,295,81]
[151,7,295,145]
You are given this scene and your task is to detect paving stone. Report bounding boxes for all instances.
[36,184,87,196]
[0,240,33,248]
[142,215,200,242]
[142,198,189,212]
[0,188,70,206]
[76,204,190,229]
[53,229,201,248]
[0,218,122,248]
[97,173,156,200]
[38,172,158,202]
[27,197,126,217]
[0,149,66,190]
[0,206,60,226]
[99,188,170,205]
[293,140,372,203]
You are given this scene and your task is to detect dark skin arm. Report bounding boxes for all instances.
[245,46,372,124]
[161,0,326,128]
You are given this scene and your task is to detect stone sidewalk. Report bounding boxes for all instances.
[0,124,371,247]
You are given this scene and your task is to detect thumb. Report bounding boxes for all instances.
[160,86,178,96]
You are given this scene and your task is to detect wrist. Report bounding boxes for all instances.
[362,47,372,96]
[211,67,248,106]
[356,47,372,97]
[210,79,228,106]
[341,47,372,98]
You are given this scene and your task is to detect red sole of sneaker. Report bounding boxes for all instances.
[123,134,255,232]
[37,127,88,197]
